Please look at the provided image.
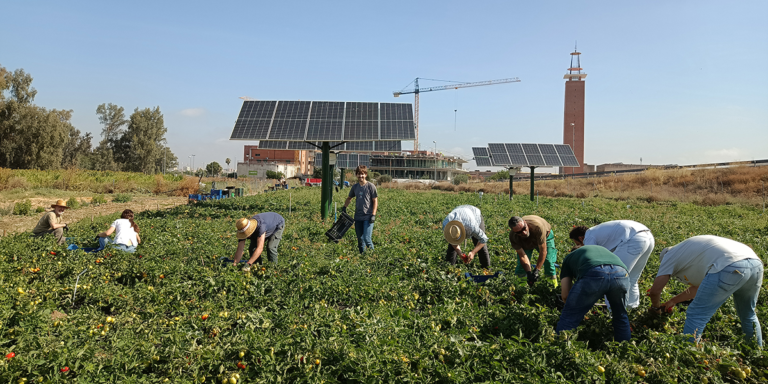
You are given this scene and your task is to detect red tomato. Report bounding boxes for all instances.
[60,366,70,373]
[50,252,56,255]
[6,352,15,359]
[237,362,246,369]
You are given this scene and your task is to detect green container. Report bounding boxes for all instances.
[236,188,245,197]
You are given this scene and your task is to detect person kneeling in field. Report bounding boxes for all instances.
[508,215,558,286]
[648,235,763,346]
[31,199,70,245]
[95,209,141,253]
[233,212,285,271]
[557,245,631,341]
[442,205,490,268]
[569,220,654,309]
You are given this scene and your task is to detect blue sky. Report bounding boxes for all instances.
[2,1,766,171]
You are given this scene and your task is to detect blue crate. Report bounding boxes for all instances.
[188,194,201,201]
[210,189,223,196]
[464,271,503,283]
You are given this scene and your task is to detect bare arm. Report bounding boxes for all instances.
[49,217,67,230]
[232,241,246,264]
[516,248,532,272]
[343,197,353,209]
[98,226,116,237]
[246,234,266,265]
[136,233,141,244]
[649,275,671,308]
[535,243,547,271]
[662,285,699,309]
[561,277,573,302]
[372,197,378,216]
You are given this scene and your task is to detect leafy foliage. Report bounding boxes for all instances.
[206,162,223,177]
[112,193,133,203]
[12,199,31,215]
[91,194,108,205]
[452,174,469,185]
[265,170,285,180]
[66,197,81,210]
[0,190,765,382]
[378,174,392,184]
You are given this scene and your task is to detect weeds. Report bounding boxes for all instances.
[112,193,133,203]
[12,199,32,215]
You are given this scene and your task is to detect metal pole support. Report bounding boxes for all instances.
[529,166,536,202]
[320,142,331,219]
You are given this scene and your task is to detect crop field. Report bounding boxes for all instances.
[0,188,766,383]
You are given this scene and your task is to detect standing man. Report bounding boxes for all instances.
[569,220,654,309]
[442,205,490,268]
[31,199,69,245]
[508,215,557,286]
[648,235,763,346]
[233,212,285,270]
[557,245,631,341]
[342,165,378,254]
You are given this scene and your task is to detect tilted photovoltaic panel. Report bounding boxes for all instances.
[521,144,546,166]
[488,143,511,165]
[555,144,580,167]
[345,141,374,152]
[539,144,562,166]
[375,141,402,152]
[472,147,493,167]
[231,101,414,141]
[505,143,528,166]
[259,141,289,150]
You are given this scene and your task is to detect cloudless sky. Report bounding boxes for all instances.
[2,1,767,172]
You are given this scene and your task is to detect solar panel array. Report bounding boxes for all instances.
[314,153,371,169]
[231,101,415,141]
[258,141,401,152]
[475,143,579,167]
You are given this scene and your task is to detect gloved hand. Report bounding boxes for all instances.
[370,215,376,223]
[341,206,347,214]
[63,224,69,232]
[527,269,540,286]
[242,263,252,272]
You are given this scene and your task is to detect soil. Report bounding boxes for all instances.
[0,195,188,238]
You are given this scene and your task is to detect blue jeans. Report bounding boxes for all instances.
[684,258,763,346]
[354,220,374,254]
[556,265,631,342]
[98,237,137,253]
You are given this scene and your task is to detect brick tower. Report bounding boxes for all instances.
[562,47,587,174]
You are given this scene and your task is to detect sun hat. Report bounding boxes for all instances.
[443,220,466,245]
[235,217,258,240]
[51,199,69,209]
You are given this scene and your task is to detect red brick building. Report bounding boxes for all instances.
[562,48,587,174]
[241,145,313,175]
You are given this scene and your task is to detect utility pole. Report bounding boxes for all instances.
[433,141,437,181]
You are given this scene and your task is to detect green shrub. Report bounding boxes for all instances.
[112,193,133,203]
[265,170,285,180]
[452,174,469,185]
[0,205,13,216]
[378,174,392,184]
[12,199,32,215]
[35,206,45,213]
[66,196,81,209]
[92,194,107,205]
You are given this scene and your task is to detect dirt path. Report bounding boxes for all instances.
[0,196,188,238]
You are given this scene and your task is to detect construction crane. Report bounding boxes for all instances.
[393,77,521,151]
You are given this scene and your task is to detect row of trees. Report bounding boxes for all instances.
[0,64,178,173]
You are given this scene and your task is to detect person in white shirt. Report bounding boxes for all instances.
[96,209,141,253]
[648,235,763,346]
[442,205,490,268]
[569,220,655,308]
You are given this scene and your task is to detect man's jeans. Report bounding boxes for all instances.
[684,258,763,346]
[98,237,137,253]
[556,265,631,342]
[354,220,374,254]
[608,230,655,309]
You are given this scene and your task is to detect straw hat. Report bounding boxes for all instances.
[443,220,466,245]
[235,217,258,240]
[51,199,69,209]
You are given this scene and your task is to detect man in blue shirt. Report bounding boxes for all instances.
[233,212,285,270]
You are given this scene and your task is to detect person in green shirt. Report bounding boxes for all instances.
[556,245,631,341]
[31,199,69,245]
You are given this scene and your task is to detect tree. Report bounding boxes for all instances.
[452,174,469,185]
[0,65,90,170]
[122,107,167,174]
[95,103,128,143]
[266,170,284,180]
[489,170,510,181]
[205,161,223,177]
[225,158,231,169]
[155,145,178,173]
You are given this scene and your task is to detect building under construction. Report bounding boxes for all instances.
[369,151,468,181]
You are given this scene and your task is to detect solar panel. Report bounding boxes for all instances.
[472,147,493,167]
[231,101,414,141]
[475,157,493,167]
[264,140,398,152]
[345,141,374,152]
[483,143,580,168]
[521,144,546,166]
[555,144,580,167]
[488,143,511,165]
[315,153,371,168]
[375,141,402,152]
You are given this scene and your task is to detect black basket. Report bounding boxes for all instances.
[325,212,355,242]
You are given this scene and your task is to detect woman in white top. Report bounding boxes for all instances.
[96,209,141,253]
[648,235,763,346]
